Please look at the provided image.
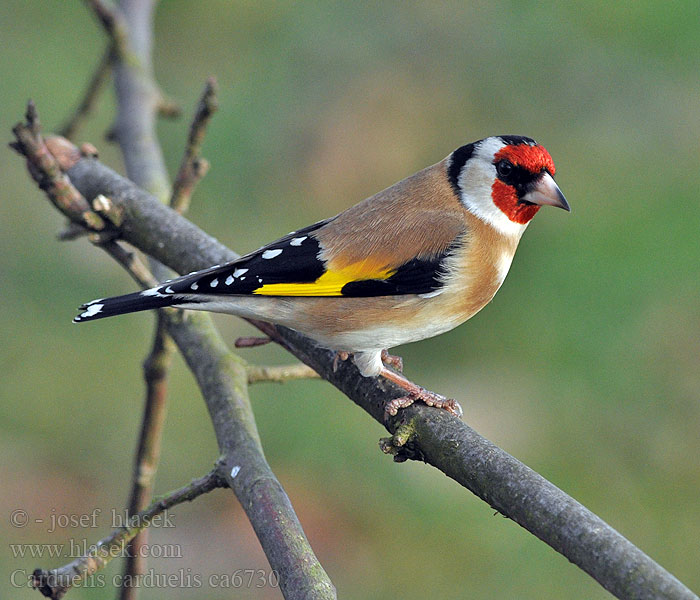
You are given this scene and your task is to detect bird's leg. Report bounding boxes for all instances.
[379,366,463,419]
[380,349,403,372]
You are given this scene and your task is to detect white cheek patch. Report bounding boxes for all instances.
[458,138,528,237]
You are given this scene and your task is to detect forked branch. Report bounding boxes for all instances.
[12,108,336,600]
[12,122,696,600]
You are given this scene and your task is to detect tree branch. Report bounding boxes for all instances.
[31,470,226,600]
[22,133,697,600]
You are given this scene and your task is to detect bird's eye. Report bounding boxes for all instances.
[496,160,513,178]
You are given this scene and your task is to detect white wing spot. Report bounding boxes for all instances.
[80,303,104,318]
[190,282,199,291]
[262,249,283,260]
[164,286,174,294]
[225,275,234,285]
[210,278,219,288]
[141,287,165,297]
[240,276,246,280]
[230,465,241,478]
[233,268,248,278]
[290,236,307,246]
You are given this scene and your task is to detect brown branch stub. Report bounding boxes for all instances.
[170,77,219,213]
[235,336,272,348]
[80,142,100,159]
[31,470,226,600]
[379,418,421,462]
[156,92,182,119]
[92,193,125,227]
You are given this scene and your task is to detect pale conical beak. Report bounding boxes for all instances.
[523,172,570,211]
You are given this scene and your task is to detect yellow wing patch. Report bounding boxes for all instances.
[253,262,395,296]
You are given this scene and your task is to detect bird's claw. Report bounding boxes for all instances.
[380,349,403,372]
[384,388,463,419]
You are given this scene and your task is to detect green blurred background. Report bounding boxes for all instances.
[2,2,699,598]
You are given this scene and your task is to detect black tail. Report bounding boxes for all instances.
[73,290,180,323]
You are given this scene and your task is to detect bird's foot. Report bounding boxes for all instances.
[380,349,403,372]
[379,366,462,419]
[384,388,462,419]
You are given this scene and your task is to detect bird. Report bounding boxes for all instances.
[74,135,569,418]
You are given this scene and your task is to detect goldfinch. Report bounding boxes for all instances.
[75,135,569,417]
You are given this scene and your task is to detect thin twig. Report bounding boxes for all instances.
[85,0,130,62]
[121,313,173,590]
[98,240,159,289]
[247,363,320,384]
[59,46,113,140]
[170,77,218,213]
[31,470,226,600]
